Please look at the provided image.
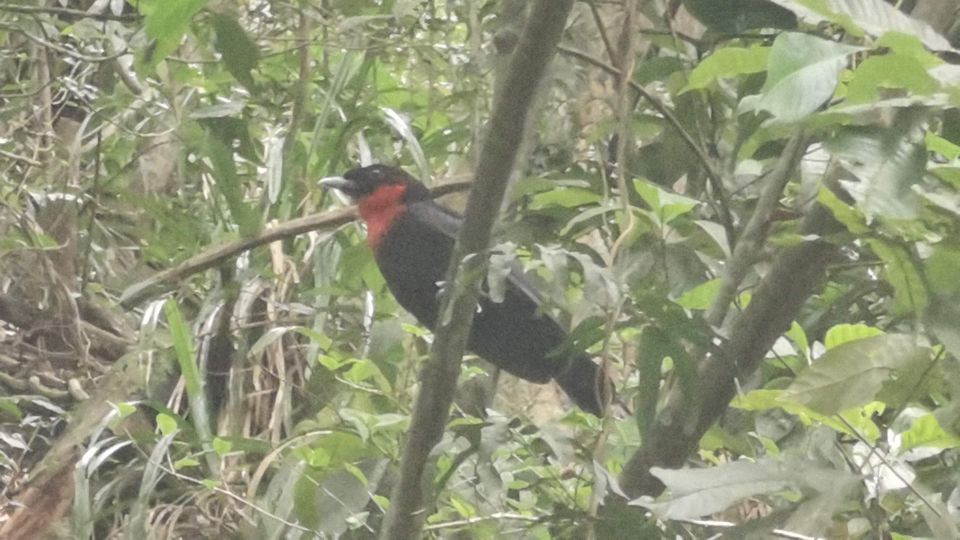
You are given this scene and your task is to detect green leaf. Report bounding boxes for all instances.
[528,187,601,209]
[846,53,938,104]
[634,458,848,520]
[142,0,208,66]
[676,279,721,310]
[784,334,929,414]
[0,398,22,420]
[293,459,389,537]
[766,0,954,52]
[900,414,960,452]
[739,32,862,122]
[733,389,881,439]
[174,457,200,469]
[211,13,259,92]
[816,187,869,234]
[825,121,927,220]
[683,46,770,92]
[824,323,883,349]
[212,437,232,457]
[113,402,138,420]
[156,413,178,436]
[163,299,217,473]
[926,246,960,297]
[866,239,929,316]
[786,321,809,355]
[203,130,262,236]
[875,32,944,69]
[633,180,699,224]
[926,133,960,160]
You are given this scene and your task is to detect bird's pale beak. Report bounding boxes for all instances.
[319,176,356,192]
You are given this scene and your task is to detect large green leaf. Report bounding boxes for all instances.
[783,334,930,414]
[825,121,928,220]
[767,0,955,52]
[739,33,862,122]
[682,46,770,93]
[633,458,853,520]
[846,53,939,105]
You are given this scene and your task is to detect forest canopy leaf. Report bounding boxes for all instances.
[783,334,929,414]
[739,33,862,122]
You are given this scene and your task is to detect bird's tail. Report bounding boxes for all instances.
[554,355,609,416]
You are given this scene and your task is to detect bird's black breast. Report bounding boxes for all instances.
[374,202,569,383]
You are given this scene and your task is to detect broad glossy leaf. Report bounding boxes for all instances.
[683,46,770,93]
[846,54,938,104]
[767,0,955,52]
[823,323,883,349]
[633,180,699,224]
[676,278,720,310]
[826,123,927,220]
[634,458,849,520]
[784,334,929,414]
[900,414,960,452]
[739,33,862,122]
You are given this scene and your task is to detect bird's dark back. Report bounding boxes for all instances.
[375,201,571,383]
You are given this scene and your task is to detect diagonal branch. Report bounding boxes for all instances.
[118,182,471,310]
[705,133,808,327]
[619,201,843,497]
[378,1,575,538]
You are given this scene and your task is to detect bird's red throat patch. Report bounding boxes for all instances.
[358,183,408,250]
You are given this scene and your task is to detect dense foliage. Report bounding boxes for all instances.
[1,0,959,538]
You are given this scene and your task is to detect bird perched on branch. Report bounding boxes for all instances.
[321,164,606,415]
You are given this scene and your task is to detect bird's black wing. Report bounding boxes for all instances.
[404,201,548,308]
[381,199,604,413]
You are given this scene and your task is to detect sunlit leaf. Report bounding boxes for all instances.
[739,33,862,122]
[683,46,770,92]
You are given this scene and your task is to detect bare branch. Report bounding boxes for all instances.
[119,182,471,309]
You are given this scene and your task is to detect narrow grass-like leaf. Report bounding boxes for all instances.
[164,299,219,475]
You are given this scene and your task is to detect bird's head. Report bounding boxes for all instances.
[320,164,429,203]
[320,164,431,248]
